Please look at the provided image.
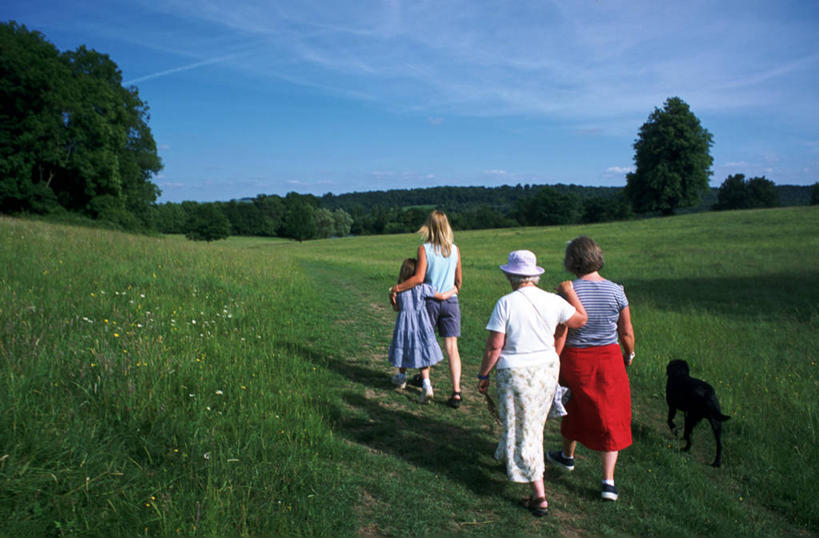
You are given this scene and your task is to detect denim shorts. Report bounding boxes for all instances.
[425,296,461,338]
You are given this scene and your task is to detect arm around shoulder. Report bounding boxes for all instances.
[434,286,458,301]
[557,280,587,329]
[392,245,427,294]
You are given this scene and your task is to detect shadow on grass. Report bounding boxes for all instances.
[289,340,507,496]
[336,391,503,496]
[625,271,819,320]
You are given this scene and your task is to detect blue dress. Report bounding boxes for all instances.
[388,284,444,369]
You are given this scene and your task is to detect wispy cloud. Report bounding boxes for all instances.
[123,52,244,84]
[118,0,819,125]
[606,166,633,175]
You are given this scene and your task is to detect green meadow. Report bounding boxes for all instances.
[1,207,817,536]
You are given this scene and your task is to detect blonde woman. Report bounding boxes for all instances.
[390,210,464,408]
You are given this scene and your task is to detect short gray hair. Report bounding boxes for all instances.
[505,273,541,287]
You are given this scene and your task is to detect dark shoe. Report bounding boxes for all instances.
[410,373,424,387]
[546,450,575,471]
[447,392,462,409]
[601,483,618,501]
[522,496,549,517]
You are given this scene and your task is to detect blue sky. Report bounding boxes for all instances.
[5,0,819,203]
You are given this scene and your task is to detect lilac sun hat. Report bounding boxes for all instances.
[499,250,545,276]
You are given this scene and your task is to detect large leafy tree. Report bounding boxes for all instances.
[0,22,161,227]
[626,97,713,215]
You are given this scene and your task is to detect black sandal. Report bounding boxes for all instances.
[522,496,549,517]
[447,391,462,409]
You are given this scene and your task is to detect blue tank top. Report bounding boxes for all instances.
[423,243,459,295]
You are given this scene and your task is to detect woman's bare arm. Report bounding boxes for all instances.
[454,248,463,292]
[477,331,505,393]
[433,286,458,301]
[554,324,568,355]
[617,306,635,365]
[392,245,427,293]
[556,280,588,329]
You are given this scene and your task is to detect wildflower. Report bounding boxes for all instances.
[192,320,197,325]
[203,452,210,460]
[215,390,223,396]
[113,333,120,338]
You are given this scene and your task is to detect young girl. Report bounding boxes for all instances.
[389,258,457,403]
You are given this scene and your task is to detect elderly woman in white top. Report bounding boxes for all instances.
[477,250,587,516]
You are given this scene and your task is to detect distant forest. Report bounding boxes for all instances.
[151,182,814,241]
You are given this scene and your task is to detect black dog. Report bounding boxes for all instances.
[666,359,731,467]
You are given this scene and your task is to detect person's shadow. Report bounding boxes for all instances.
[290,340,507,496]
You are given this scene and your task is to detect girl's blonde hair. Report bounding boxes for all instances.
[398,258,417,284]
[417,210,454,257]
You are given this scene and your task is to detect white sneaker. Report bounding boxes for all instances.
[391,373,407,389]
[418,385,434,404]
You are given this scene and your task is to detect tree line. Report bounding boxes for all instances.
[2,22,817,242]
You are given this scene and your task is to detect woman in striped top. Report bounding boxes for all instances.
[546,236,635,502]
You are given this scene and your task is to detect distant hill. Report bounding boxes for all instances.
[320,183,624,213]
[320,183,812,214]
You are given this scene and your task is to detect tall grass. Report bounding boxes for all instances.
[1,206,817,535]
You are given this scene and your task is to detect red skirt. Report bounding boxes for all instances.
[559,343,632,451]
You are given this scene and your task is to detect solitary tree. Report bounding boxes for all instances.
[625,97,713,215]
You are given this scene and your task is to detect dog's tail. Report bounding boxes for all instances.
[707,398,731,421]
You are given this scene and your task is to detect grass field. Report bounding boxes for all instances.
[1,207,817,536]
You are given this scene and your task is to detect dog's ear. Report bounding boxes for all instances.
[667,359,689,376]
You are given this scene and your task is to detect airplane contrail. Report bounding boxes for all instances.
[124,53,240,85]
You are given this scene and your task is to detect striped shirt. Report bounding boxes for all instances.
[566,279,629,348]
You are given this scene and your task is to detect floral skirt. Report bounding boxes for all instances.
[493,362,559,483]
